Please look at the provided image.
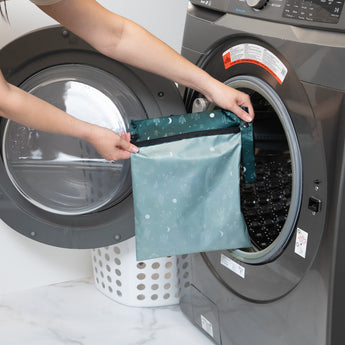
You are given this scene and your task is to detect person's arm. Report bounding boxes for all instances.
[38,0,254,122]
[0,70,138,160]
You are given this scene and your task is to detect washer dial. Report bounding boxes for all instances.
[246,0,268,9]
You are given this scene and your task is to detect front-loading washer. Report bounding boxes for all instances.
[0,20,185,248]
[179,2,345,345]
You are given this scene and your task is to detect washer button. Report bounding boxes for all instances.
[308,197,322,213]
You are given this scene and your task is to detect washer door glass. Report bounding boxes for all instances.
[2,64,146,215]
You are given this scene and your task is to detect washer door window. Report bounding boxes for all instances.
[2,64,145,215]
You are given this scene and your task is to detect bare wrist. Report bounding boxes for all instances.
[190,72,220,103]
[75,120,97,144]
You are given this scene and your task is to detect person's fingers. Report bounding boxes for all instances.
[237,100,255,122]
[120,131,132,142]
[246,103,255,121]
[233,91,254,122]
[235,106,253,122]
[111,150,132,161]
[88,126,139,161]
[209,81,255,122]
[117,134,139,153]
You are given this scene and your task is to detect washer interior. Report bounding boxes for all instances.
[204,76,302,264]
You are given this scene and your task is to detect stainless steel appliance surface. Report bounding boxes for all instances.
[179,1,345,345]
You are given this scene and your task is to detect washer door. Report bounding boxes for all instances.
[0,26,185,248]
[3,64,136,216]
[184,38,327,301]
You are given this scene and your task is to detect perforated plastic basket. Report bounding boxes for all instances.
[91,237,180,307]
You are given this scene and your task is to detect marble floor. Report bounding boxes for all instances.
[0,278,214,345]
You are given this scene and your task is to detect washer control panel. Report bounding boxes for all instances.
[283,0,344,23]
[190,0,345,31]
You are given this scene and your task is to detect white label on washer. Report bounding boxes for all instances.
[201,314,214,338]
[222,43,288,84]
[220,254,245,278]
[295,228,309,258]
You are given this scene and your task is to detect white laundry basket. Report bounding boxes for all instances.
[91,237,180,307]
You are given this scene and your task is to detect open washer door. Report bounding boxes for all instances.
[0,26,185,249]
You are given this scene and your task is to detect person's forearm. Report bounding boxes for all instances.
[106,18,214,96]
[37,0,254,121]
[0,74,138,161]
[0,79,93,141]
[94,17,251,116]
[38,0,215,100]
[98,17,253,120]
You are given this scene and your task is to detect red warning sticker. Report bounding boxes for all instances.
[222,44,288,85]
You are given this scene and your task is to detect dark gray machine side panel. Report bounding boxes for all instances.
[181,251,329,345]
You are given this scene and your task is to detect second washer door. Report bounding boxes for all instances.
[3,64,145,215]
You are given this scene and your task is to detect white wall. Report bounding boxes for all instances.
[0,0,189,294]
[0,0,188,52]
[98,0,189,53]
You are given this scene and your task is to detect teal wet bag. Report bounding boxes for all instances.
[130,109,256,261]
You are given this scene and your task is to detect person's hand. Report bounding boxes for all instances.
[87,124,138,161]
[204,79,255,122]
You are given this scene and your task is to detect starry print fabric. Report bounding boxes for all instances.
[130,109,254,261]
[131,109,256,183]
